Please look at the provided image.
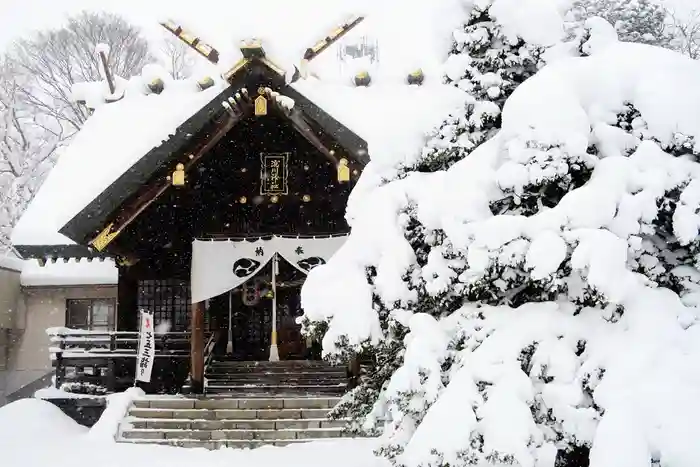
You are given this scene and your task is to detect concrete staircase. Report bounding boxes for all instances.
[117,360,353,449]
[118,396,348,449]
[204,360,347,396]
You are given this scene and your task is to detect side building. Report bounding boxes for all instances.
[0,255,117,405]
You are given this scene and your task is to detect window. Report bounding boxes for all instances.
[66,299,116,331]
[137,280,191,332]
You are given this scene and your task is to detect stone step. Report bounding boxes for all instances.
[128,407,332,420]
[205,383,345,393]
[204,372,347,379]
[121,427,344,441]
[128,417,346,430]
[133,397,339,410]
[207,362,346,373]
[119,437,349,449]
[209,360,334,367]
[204,368,347,378]
[206,367,344,375]
[204,379,346,387]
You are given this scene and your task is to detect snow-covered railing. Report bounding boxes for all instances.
[48,329,203,394]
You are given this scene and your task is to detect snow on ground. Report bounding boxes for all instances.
[0,397,387,467]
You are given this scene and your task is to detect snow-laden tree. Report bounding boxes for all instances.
[0,60,61,251]
[666,8,700,59]
[407,2,543,174]
[301,5,700,467]
[566,0,673,50]
[8,11,153,136]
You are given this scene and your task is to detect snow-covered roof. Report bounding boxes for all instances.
[0,252,24,272]
[20,258,118,287]
[11,0,468,247]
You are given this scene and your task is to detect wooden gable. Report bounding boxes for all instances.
[57,54,368,259]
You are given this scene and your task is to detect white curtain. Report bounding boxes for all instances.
[275,236,348,275]
[191,238,275,303]
[191,235,347,303]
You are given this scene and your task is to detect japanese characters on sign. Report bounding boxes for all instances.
[260,153,289,196]
[136,310,156,383]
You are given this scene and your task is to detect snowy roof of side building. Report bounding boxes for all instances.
[11,0,468,248]
[0,251,117,286]
[20,258,118,287]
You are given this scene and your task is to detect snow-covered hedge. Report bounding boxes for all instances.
[300,2,700,466]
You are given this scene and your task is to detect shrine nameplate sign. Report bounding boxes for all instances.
[260,152,289,195]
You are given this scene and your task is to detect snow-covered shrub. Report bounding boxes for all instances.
[301,12,700,467]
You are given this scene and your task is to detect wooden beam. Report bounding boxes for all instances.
[190,301,205,393]
[88,96,251,250]
[266,91,339,165]
[303,16,365,62]
[160,20,220,64]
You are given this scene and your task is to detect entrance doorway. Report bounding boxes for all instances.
[206,259,311,361]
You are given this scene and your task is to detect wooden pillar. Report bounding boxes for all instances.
[116,266,138,331]
[190,301,205,393]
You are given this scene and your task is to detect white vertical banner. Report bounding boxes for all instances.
[136,310,155,383]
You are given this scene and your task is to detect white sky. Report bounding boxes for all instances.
[2,0,700,52]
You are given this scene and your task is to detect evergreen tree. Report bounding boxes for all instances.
[303,2,700,467]
[405,2,542,175]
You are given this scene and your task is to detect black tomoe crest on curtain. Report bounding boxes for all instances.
[297,257,326,272]
[233,258,261,278]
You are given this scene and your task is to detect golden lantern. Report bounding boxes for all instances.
[172,163,186,186]
[337,158,350,182]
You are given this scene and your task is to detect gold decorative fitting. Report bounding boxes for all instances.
[172,163,186,186]
[188,154,194,160]
[337,158,350,182]
[303,194,311,202]
[197,76,215,91]
[254,95,268,116]
[240,38,266,58]
[239,196,247,204]
[92,223,120,252]
[223,58,250,83]
[259,57,286,76]
[148,78,165,94]
[270,195,279,203]
[354,71,371,87]
[160,20,219,64]
[407,68,425,86]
